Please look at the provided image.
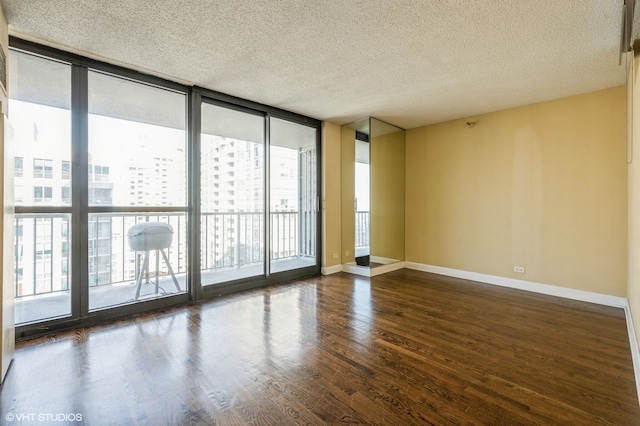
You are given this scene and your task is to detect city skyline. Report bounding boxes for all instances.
[12,98,309,302]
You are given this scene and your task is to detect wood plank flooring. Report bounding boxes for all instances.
[1,269,638,425]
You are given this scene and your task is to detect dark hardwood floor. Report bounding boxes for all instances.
[1,269,638,425]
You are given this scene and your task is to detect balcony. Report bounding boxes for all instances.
[355,210,370,249]
[14,211,316,325]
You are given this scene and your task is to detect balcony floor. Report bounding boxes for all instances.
[15,256,316,325]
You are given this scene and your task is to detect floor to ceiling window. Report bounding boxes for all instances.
[10,50,72,325]
[87,70,188,310]
[9,39,320,337]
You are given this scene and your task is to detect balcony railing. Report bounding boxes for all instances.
[355,210,370,248]
[15,211,314,298]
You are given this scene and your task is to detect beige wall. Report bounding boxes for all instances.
[629,52,640,348]
[406,87,627,296]
[370,129,405,261]
[321,121,342,270]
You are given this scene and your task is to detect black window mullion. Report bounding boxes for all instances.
[264,116,270,278]
[32,219,36,296]
[71,64,88,319]
[189,89,202,301]
[315,126,322,271]
[49,218,53,293]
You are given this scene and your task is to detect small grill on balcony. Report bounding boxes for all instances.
[127,222,181,300]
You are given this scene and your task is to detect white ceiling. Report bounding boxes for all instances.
[0,0,634,129]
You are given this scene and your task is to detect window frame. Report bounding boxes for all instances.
[10,36,321,340]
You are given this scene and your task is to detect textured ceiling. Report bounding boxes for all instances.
[0,0,632,129]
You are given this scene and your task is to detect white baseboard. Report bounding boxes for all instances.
[342,261,405,277]
[623,300,640,405]
[404,262,627,307]
[370,256,400,265]
[342,263,372,277]
[321,264,342,275]
[405,261,639,405]
[369,261,405,276]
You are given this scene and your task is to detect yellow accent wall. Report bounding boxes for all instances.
[321,121,342,269]
[370,129,405,261]
[628,51,640,350]
[406,87,627,296]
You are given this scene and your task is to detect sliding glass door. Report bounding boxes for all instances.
[199,101,319,288]
[200,102,265,285]
[269,118,317,274]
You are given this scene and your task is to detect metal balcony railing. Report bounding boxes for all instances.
[15,210,315,298]
[355,211,370,248]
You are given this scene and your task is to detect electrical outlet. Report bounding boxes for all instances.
[345,251,350,257]
[332,253,338,259]
[514,266,525,274]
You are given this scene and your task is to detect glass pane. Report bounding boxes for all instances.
[269,118,317,273]
[9,50,71,207]
[14,214,72,324]
[355,139,370,258]
[87,71,188,309]
[9,49,73,325]
[200,103,265,285]
[88,213,188,310]
[88,71,187,207]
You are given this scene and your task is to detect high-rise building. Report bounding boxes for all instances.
[13,100,301,297]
